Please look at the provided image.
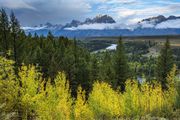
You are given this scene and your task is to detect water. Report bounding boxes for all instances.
[106,44,117,50]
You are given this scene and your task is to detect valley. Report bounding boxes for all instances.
[80,35,180,72]
[82,35,180,51]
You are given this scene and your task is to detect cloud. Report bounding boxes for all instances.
[64,23,137,30]
[1,0,180,26]
[156,19,180,29]
[22,26,46,31]
[111,3,180,24]
[0,0,35,10]
[65,23,117,30]
[89,0,137,4]
[1,0,91,26]
[106,0,137,4]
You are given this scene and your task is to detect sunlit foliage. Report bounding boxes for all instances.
[37,72,72,120]
[0,56,179,119]
[73,86,94,120]
[0,57,18,119]
[88,82,122,119]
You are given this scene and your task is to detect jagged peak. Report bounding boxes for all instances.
[92,14,116,23]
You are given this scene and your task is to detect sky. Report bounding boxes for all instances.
[0,0,180,26]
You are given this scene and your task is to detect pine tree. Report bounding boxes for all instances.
[114,37,129,91]
[10,11,20,64]
[47,31,55,47]
[156,38,174,90]
[98,51,115,85]
[0,9,9,55]
[89,54,99,84]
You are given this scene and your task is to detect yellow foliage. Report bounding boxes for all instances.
[74,86,94,120]
[17,65,43,119]
[88,78,178,118]
[37,72,72,120]
[0,56,18,119]
[88,82,121,119]
[166,64,177,101]
[0,56,179,119]
[0,56,15,80]
[141,81,164,115]
[123,80,142,117]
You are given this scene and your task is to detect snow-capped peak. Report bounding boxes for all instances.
[138,15,180,29]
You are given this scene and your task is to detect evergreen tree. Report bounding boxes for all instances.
[16,31,27,63]
[0,9,9,55]
[89,54,99,83]
[47,31,55,47]
[10,11,20,64]
[156,38,174,90]
[114,37,129,91]
[42,36,55,78]
[98,51,115,85]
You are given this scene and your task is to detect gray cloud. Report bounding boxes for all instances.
[0,0,35,10]
[0,0,180,26]
[106,2,180,24]
[0,0,91,26]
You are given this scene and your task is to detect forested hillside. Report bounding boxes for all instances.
[0,9,180,119]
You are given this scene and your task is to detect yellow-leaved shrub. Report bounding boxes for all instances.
[36,72,72,120]
[141,81,164,116]
[74,86,94,120]
[0,56,18,119]
[18,65,43,119]
[88,78,178,119]
[123,80,142,117]
[88,82,121,119]
[160,65,177,117]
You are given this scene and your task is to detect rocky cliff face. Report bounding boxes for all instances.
[139,15,180,25]
[90,15,116,24]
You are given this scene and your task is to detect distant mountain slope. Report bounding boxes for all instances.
[138,15,180,29]
[22,15,180,38]
[63,15,116,29]
[139,15,180,25]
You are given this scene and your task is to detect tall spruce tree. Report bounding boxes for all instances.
[47,31,56,47]
[10,11,20,64]
[98,51,115,85]
[156,37,174,90]
[89,54,99,83]
[114,37,129,91]
[0,9,9,54]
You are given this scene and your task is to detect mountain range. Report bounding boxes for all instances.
[23,15,180,38]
